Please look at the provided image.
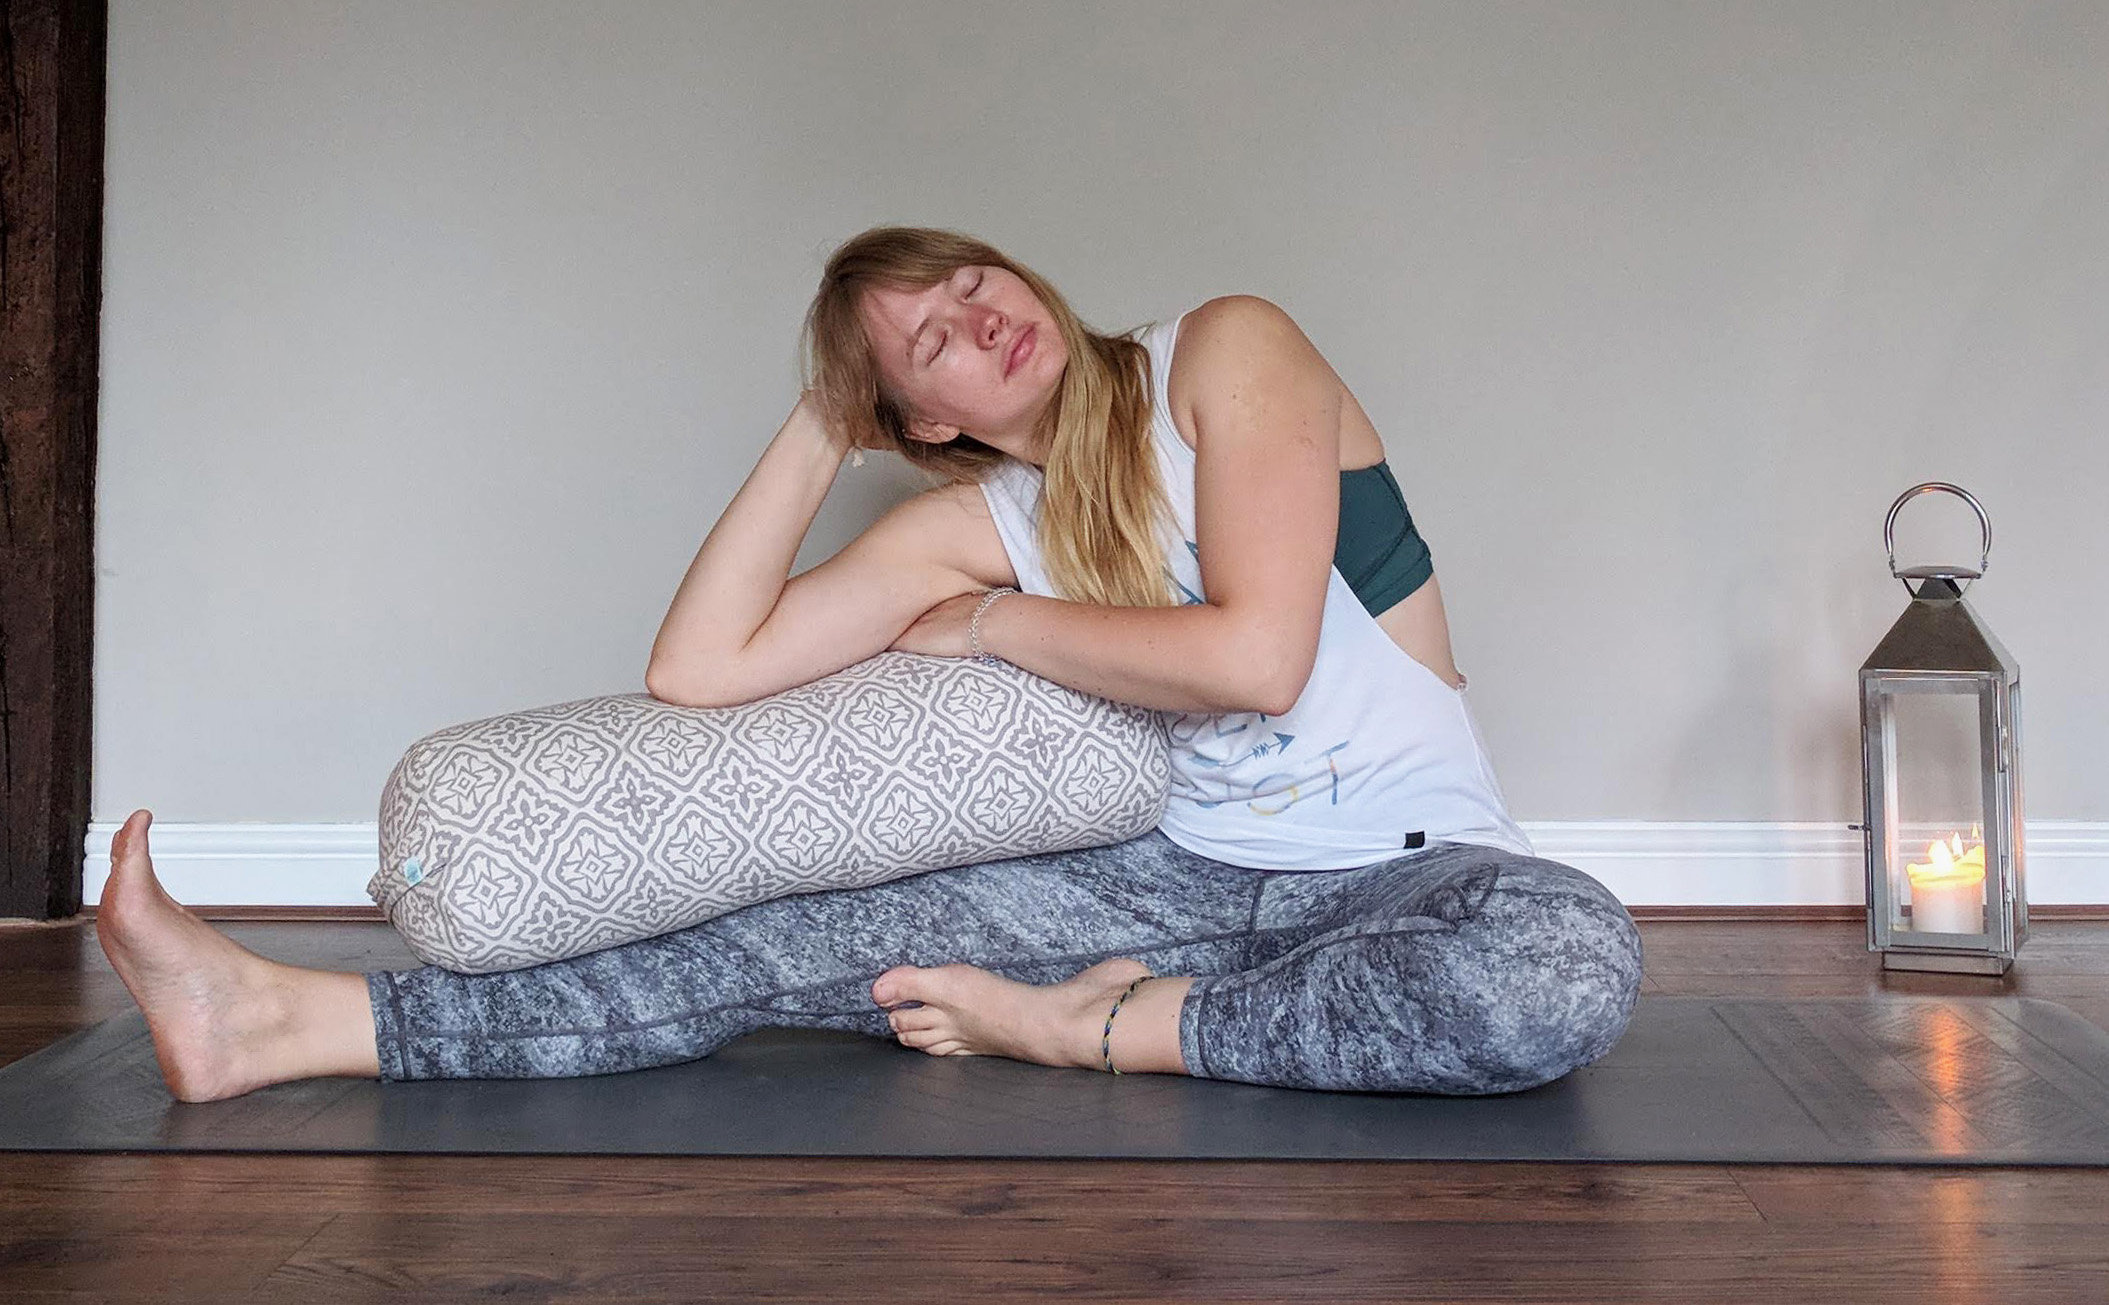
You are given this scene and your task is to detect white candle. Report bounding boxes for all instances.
[1906,835,1986,935]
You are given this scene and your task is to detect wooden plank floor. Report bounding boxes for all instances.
[2,915,2106,1302]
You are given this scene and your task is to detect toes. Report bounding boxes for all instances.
[110,811,154,867]
[873,962,971,1008]
[888,1007,944,1034]
[871,965,924,1007]
[901,1031,974,1057]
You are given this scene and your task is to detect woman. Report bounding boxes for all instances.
[96,226,1642,1103]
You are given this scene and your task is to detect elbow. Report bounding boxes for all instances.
[1216,608,1316,716]
[644,662,718,709]
[1252,649,1317,717]
[1255,677,1303,719]
[643,664,683,705]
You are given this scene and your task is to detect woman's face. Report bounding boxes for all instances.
[857,264,1067,464]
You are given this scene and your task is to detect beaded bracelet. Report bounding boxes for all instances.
[1099,975,1151,1074]
[969,586,1018,666]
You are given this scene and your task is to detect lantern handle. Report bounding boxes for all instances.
[1884,482,1991,596]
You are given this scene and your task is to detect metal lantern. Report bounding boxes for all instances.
[1859,483,2027,974]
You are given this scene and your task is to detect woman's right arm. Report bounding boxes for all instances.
[643,395,985,708]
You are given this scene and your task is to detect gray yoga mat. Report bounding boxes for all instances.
[3,996,2108,1164]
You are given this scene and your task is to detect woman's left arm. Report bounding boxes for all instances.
[972,295,1342,717]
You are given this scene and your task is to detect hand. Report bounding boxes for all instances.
[889,590,998,659]
[792,389,884,464]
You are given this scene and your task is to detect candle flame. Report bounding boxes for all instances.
[1906,829,1987,887]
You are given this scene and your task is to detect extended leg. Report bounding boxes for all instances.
[367,828,1269,1081]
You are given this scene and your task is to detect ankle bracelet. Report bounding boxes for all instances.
[1100,975,1151,1074]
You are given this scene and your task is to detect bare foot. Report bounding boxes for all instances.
[870,957,1153,1070]
[95,809,311,1102]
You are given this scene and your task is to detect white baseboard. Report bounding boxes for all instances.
[83,823,385,908]
[1526,821,2105,907]
[73,819,2108,910]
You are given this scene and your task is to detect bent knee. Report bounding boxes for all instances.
[1479,949,1642,1092]
[1472,862,1644,1091]
[1373,857,1644,1094]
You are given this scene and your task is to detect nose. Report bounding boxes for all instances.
[975,305,1007,349]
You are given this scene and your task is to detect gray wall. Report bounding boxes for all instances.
[96,0,2108,826]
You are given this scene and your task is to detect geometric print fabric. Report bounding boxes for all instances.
[367,651,1172,974]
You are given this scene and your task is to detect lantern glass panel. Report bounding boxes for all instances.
[1874,680,1993,940]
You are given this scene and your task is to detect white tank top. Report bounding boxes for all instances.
[977,306,1533,870]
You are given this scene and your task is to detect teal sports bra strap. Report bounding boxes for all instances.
[1335,460,1433,617]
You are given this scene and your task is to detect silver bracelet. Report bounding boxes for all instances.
[969,587,1018,666]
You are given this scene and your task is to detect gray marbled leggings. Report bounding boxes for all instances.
[365,830,1643,1094]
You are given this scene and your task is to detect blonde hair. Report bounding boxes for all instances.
[798,225,1179,609]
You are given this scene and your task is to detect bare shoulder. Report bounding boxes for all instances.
[875,478,1019,593]
[1164,295,1339,454]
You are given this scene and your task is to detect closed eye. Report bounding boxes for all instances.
[930,270,985,363]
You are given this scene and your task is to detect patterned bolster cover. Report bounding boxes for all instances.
[367,651,1172,974]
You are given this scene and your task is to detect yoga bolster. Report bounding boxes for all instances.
[366,651,1172,974]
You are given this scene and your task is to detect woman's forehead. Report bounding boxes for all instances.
[861,276,951,330]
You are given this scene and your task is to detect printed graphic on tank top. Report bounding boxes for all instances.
[977,306,1532,870]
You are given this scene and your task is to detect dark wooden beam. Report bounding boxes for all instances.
[0,0,103,920]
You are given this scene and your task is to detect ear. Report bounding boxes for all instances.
[904,416,960,445]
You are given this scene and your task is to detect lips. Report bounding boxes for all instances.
[1005,325,1036,379]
